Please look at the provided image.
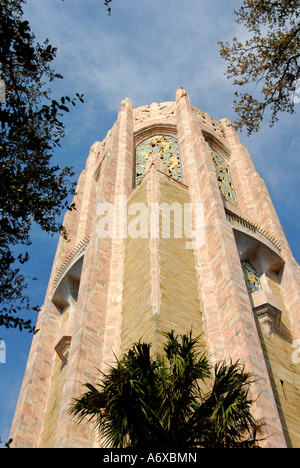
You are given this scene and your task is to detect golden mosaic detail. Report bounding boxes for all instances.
[242,261,262,294]
[135,135,182,184]
[210,148,237,206]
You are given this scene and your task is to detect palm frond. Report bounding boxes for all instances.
[69,329,264,448]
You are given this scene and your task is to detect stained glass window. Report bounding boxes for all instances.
[135,135,182,184]
[210,148,237,206]
[242,261,262,294]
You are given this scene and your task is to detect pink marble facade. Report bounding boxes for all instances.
[9,89,300,448]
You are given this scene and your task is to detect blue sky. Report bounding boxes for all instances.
[1,0,299,446]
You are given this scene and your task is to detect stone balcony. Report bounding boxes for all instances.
[224,201,282,255]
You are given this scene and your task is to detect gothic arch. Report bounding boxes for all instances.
[134,133,182,185]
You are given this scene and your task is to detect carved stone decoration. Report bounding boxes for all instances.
[210,147,237,206]
[219,117,234,129]
[254,303,282,336]
[249,289,282,335]
[192,107,227,140]
[120,97,132,109]
[145,152,168,175]
[135,135,182,184]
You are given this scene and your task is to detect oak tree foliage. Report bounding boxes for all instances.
[219,0,300,135]
[0,0,83,332]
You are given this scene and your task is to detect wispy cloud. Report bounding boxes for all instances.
[23,0,243,115]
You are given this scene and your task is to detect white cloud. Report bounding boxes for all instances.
[23,0,243,115]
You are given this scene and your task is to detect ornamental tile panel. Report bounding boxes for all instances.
[210,148,237,206]
[135,135,182,184]
[242,261,262,294]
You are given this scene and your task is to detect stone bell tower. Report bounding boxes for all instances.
[10,88,300,448]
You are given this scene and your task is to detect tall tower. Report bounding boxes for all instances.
[10,88,300,448]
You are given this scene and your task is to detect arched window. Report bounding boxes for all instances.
[210,147,237,206]
[135,135,182,184]
[242,261,262,294]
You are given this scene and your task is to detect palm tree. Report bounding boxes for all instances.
[69,330,264,448]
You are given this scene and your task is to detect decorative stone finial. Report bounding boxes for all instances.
[120,97,132,109]
[176,87,190,101]
[254,303,281,336]
[219,118,233,128]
